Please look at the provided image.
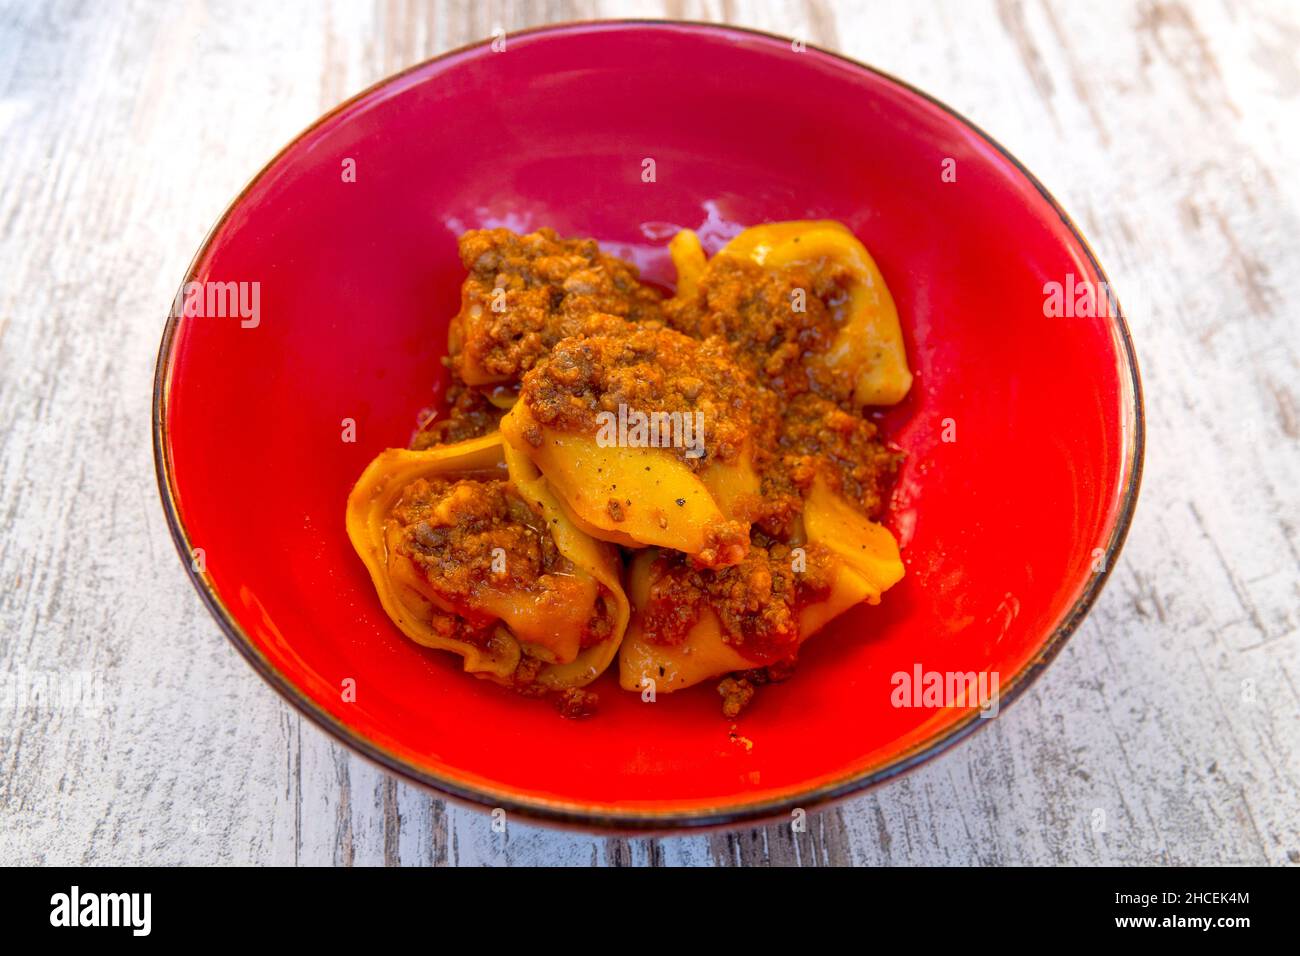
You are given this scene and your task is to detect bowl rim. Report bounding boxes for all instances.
[152,18,1146,833]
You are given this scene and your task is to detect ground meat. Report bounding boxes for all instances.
[554,687,599,719]
[510,653,547,690]
[411,383,503,448]
[449,228,663,384]
[661,253,901,539]
[755,392,903,538]
[394,477,564,595]
[519,318,774,470]
[638,539,837,663]
[715,659,797,717]
[717,677,756,718]
[389,476,609,649]
[665,255,856,402]
[751,657,798,684]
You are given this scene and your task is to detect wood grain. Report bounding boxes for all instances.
[1,0,1296,866]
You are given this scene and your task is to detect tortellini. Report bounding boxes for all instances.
[499,321,767,569]
[618,477,905,693]
[346,432,629,690]
[616,222,912,699]
[683,220,914,406]
[350,221,911,714]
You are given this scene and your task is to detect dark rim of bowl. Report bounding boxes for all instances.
[152,19,1146,833]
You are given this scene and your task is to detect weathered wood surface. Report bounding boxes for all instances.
[1,0,1296,866]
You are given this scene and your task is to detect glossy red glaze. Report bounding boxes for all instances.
[155,22,1142,828]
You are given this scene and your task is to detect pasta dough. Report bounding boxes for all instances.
[346,432,629,690]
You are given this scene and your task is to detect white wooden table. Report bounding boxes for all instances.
[2,0,1297,866]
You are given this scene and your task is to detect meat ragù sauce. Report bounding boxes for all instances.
[351,223,910,717]
[665,254,857,402]
[390,476,612,652]
[638,540,837,664]
[518,318,774,471]
[755,392,902,540]
[412,383,504,448]
[449,228,664,385]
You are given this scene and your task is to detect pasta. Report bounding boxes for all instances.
[617,477,904,695]
[499,320,769,568]
[346,432,629,700]
[710,220,913,406]
[347,220,912,716]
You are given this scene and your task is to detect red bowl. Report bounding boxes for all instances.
[153,21,1143,830]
